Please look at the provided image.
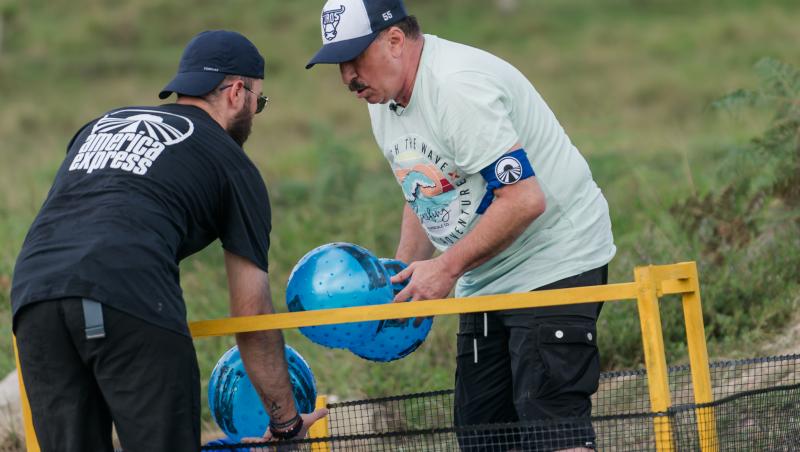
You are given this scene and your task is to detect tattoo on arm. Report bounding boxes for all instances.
[268,401,281,415]
[259,392,282,417]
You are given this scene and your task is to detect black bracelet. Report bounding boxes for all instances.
[270,412,301,429]
[269,413,303,440]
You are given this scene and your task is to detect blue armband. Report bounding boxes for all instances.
[476,148,535,214]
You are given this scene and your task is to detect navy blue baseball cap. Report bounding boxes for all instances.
[159,30,265,99]
[306,0,408,69]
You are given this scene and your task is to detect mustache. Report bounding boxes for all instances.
[348,78,369,92]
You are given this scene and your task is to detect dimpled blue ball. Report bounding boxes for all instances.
[286,243,394,349]
[348,259,434,362]
[208,345,317,442]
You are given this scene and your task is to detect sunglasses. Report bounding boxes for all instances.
[219,84,269,114]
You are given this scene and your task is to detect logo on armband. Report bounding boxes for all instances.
[495,156,523,184]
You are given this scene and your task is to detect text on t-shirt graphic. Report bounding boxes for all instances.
[388,134,475,246]
[69,109,194,176]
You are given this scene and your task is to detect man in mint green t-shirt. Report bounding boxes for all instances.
[307,1,615,450]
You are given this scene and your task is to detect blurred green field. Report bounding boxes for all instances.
[1,0,799,432]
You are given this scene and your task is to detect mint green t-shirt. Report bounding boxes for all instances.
[368,35,616,297]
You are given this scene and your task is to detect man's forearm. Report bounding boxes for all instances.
[233,286,297,424]
[236,330,296,423]
[225,251,298,424]
[389,178,545,302]
[396,204,436,263]
[440,178,545,278]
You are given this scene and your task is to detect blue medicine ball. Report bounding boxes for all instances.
[349,259,434,362]
[286,243,394,349]
[208,345,317,442]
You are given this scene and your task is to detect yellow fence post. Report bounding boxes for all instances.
[12,336,40,452]
[309,395,331,452]
[634,265,674,452]
[680,262,718,451]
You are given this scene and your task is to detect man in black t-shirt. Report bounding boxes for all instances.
[11,30,326,452]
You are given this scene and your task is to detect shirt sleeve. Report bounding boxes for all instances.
[218,165,272,273]
[437,71,521,175]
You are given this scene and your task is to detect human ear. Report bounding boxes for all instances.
[225,80,245,109]
[388,28,405,58]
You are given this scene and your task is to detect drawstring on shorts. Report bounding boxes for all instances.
[472,312,488,364]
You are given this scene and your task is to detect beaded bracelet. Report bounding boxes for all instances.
[269,413,303,440]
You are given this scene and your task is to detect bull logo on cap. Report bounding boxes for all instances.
[322,5,346,41]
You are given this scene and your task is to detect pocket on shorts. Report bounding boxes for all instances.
[537,322,599,399]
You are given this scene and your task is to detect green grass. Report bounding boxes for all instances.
[2,0,800,428]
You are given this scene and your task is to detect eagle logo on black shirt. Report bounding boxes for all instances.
[93,111,193,145]
[68,109,194,176]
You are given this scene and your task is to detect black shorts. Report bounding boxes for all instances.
[454,265,608,451]
[14,298,200,452]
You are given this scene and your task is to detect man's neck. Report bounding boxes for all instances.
[176,97,226,130]
[394,36,425,107]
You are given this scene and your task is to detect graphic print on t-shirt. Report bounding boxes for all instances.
[68,109,194,176]
[388,134,475,246]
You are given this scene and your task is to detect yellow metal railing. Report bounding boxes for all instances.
[13,336,38,452]
[14,261,718,451]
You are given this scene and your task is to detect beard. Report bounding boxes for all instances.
[227,102,254,147]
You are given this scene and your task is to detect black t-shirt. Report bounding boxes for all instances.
[11,104,271,335]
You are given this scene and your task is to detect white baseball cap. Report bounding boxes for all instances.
[306,0,408,69]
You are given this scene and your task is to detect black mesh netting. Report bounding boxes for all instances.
[201,354,800,451]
